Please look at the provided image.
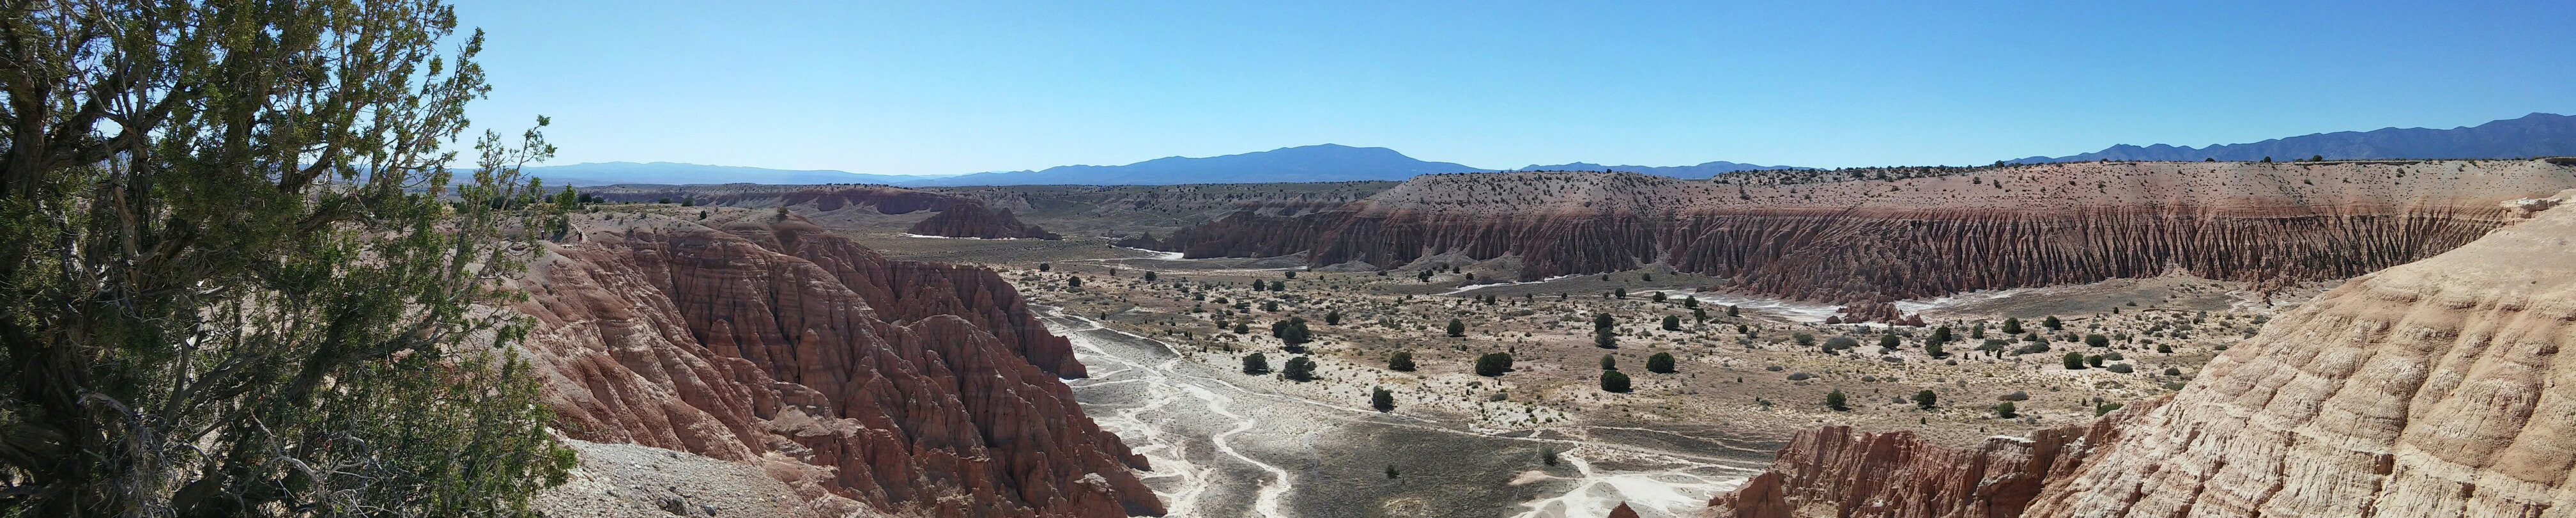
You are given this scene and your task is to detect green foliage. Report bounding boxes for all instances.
[1727,304,1740,317]
[1371,387,1395,412]
[1262,300,1279,311]
[1650,291,1667,302]
[1600,371,1632,393]
[1233,322,1250,334]
[1924,341,1945,357]
[1825,389,1850,411]
[1446,318,1467,337]
[1599,354,1619,371]
[1692,307,1708,322]
[1822,336,1859,353]
[1928,326,1952,346]
[1794,333,1818,348]
[1144,271,1158,281]
[1996,402,2018,418]
[1475,353,1514,377]
[1662,315,1682,331]
[1914,390,1938,409]
[2096,401,2126,416]
[2085,334,2110,347]
[0,3,572,514]
[1878,334,1901,349]
[1613,287,1627,299]
[1683,297,1698,308]
[2164,366,2182,376]
[2087,354,2106,368]
[1325,310,1342,325]
[2064,352,2089,370]
[2042,315,2062,330]
[1271,317,1313,346]
[1067,276,1083,288]
[1282,356,1317,381]
[1039,263,1052,272]
[2002,317,2023,334]
[1646,352,1676,373]
[1388,351,1416,372]
[1243,353,1271,374]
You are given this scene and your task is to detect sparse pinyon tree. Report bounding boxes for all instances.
[0,1,575,514]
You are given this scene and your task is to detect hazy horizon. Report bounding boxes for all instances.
[451,1,2576,175]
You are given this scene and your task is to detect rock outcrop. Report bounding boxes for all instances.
[1712,403,2156,518]
[908,203,1061,239]
[1711,187,2576,517]
[510,210,1159,517]
[1137,160,2576,320]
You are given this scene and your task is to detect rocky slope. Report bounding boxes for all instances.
[1710,187,2576,517]
[905,202,1061,239]
[508,208,1158,517]
[1137,159,2576,318]
[585,184,1060,239]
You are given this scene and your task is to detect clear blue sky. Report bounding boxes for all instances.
[449,0,2575,173]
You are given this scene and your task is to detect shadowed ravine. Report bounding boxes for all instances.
[1038,306,1768,517]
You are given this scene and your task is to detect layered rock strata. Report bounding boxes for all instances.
[510,210,1158,517]
[1712,188,2576,517]
[1137,160,2576,318]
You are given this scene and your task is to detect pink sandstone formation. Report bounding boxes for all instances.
[1712,187,2576,517]
[1134,159,2576,320]
[509,210,1158,517]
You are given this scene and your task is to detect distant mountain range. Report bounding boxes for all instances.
[2013,112,2576,163]
[532,112,2575,187]
[901,144,1489,186]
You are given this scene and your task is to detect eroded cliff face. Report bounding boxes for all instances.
[1712,188,2576,517]
[1140,160,2576,318]
[1712,404,2156,518]
[509,210,1158,517]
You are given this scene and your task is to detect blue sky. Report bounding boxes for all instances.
[450,0,2575,173]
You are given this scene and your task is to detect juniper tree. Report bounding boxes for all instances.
[2002,317,2023,334]
[1662,315,1682,331]
[1243,353,1272,374]
[1325,310,1342,325]
[1475,353,1513,377]
[1646,352,1676,373]
[0,3,575,514]
[1914,390,1938,409]
[1825,389,1850,411]
[1283,356,1317,381]
[1371,388,1395,412]
[1446,318,1467,337]
[1600,371,1632,393]
[1388,351,1416,372]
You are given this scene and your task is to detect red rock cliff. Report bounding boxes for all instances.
[1713,187,2576,517]
[1139,160,2576,314]
[510,210,1159,517]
